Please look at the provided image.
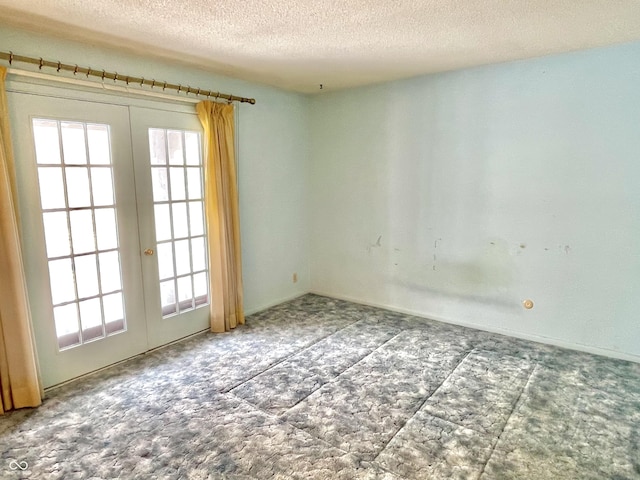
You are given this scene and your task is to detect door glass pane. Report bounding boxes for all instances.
[66,167,92,208]
[43,211,70,258]
[177,276,193,310]
[174,239,190,276]
[99,251,122,293]
[61,122,87,165]
[103,292,124,324]
[149,129,167,165]
[91,168,114,206]
[154,204,172,241]
[148,128,208,317]
[172,203,188,238]
[48,258,75,304]
[70,210,95,254]
[160,280,177,316]
[157,242,175,280]
[191,237,206,272]
[186,168,202,199]
[32,118,126,350]
[151,167,169,202]
[79,298,103,341]
[75,254,99,299]
[95,208,118,250]
[87,124,111,165]
[33,119,61,164]
[194,272,208,306]
[167,130,184,165]
[53,304,80,349]
[185,132,200,165]
[38,167,66,209]
[189,202,204,236]
[169,167,186,200]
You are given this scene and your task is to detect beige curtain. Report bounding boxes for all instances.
[196,101,244,333]
[0,66,42,414]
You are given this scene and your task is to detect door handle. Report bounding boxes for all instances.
[144,248,154,256]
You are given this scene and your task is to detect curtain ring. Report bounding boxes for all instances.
[185,86,190,95]
[8,52,13,65]
[113,72,118,82]
[206,91,211,99]
[140,77,145,87]
[163,81,167,91]
[39,58,44,70]
[56,61,61,72]
[177,85,182,94]
[86,67,91,78]
[101,70,106,81]
[125,76,130,85]
[196,88,201,96]
[151,79,155,89]
[74,65,79,75]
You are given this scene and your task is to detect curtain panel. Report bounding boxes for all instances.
[196,101,244,333]
[0,66,42,414]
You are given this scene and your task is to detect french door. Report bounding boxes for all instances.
[9,93,210,387]
[130,107,210,349]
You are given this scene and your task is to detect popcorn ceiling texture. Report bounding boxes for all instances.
[1,1,640,92]
[1,294,639,479]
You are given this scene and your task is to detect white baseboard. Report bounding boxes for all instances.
[309,289,640,364]
[244,291,309,316]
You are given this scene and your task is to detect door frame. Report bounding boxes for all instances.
[6,80,211,388]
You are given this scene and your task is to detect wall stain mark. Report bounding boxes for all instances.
[366,235,383,254]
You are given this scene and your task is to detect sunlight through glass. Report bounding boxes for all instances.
[33,118,125,348]
[149,128,208,317]
[33,119,61,164]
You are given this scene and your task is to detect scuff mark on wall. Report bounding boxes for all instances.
[432,238,442,271]
[366,235,383,254]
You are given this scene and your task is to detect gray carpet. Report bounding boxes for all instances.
[1,294,639,479]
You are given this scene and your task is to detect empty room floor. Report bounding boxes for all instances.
[1,294,639,479]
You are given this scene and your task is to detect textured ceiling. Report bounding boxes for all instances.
[2,1,640,93]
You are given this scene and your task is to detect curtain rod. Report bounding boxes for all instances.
[0,51,256,105]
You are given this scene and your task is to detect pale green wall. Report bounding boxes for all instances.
[0,24,311,314]
[309,41,640,361]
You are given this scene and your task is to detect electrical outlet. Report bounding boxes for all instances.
[293,273,298,283]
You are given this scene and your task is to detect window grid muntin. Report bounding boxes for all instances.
[33,118,126,350]
[149,128,208,318]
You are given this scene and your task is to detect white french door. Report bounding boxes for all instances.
[9,93,210,387]
[130,107,210,349]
